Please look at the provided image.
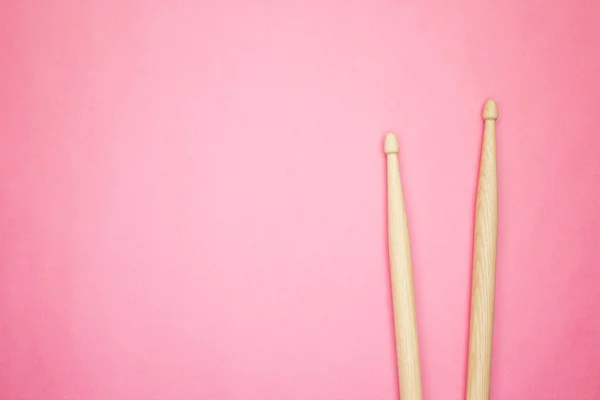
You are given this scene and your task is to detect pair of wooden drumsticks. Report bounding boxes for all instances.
[385,100,498,400]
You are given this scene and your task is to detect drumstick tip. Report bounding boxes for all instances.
[483,100,498,120]
[384,133,399,154]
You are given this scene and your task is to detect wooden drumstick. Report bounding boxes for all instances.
[384,133,422,400]
[466,100,499,400]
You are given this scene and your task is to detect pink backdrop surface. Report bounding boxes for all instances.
[1,1,599,399]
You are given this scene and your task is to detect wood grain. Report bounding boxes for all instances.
[384,133,423,400]
[466,100,499,400]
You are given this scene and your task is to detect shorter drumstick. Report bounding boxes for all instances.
[384,133,423,400]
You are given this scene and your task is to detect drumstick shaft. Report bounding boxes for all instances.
[384,133,422,400]
[466,100,499,400]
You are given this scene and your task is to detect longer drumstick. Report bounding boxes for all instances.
[384,133,422,400]
[466,100,499,400]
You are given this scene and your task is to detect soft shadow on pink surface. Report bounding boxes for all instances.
[1,1,600,399]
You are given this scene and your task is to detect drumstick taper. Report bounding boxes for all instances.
[384,133,422,400]
[466,100,499,400]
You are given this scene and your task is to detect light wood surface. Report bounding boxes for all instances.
[466,100,499,400]
[384,133,423,400]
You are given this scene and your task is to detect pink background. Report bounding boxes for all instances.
[1,1,599,399]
